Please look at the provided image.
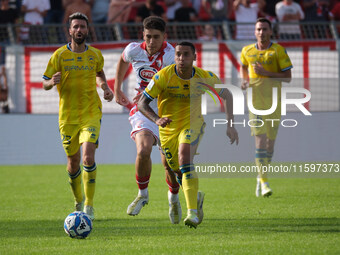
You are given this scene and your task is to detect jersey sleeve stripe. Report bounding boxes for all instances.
[282,66,293,72]
[143,91,154,100]
[43,75,51,80]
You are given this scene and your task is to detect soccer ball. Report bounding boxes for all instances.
[64,211,92,239]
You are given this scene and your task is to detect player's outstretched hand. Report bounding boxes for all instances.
[114,89,131,106]
[104,88,114,102]
[133,88,143,104]
[156,117,172,128]
[227,126,239,145]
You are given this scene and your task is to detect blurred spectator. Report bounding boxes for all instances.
[276,0,304,39]
[108,0,137,23]
[92,0,110,23]
[198,0,213,21]
[0,64,9,113]
[234,0,265,40]
[191,0,201,13]
[20,0,50,43]
[262,0,281,21]
[330,0,340,20]
[174,0,198,22]
[63,0,97,41]
[198,23,217,40]
[0,0,19,44]
[207,0,229,21]
[174,0,198,39]
[165,0,182,21]
[302,0,330,38]
[135,0,167,22]
[302,0,330,21]
[44,0,64,24]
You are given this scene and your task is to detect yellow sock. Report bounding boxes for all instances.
[180,164,198,210]
[83,163,97,207]
[68,167,83,203]
[255,149,268,184]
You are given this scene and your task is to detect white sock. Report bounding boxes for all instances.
[168,191,179,203]
[138,188,148,197]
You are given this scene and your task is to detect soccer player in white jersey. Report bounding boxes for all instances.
[114,16,181,223]
[42,12,114,220]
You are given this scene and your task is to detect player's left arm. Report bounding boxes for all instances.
[96,69,114,102]
[220,88,239,145]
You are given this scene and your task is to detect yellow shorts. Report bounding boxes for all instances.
[249,111,280,140]
[59,120,101,156]
[160,122,205,170]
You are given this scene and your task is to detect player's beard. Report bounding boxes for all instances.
[72,33,88,45]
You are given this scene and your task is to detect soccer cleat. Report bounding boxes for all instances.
[261,183,273,197]
[184,210,199,229]
[127,195,149,216]
[255,177,261,197]
[75,199,84,211]
[168,191,182,224]
[84,205,95,221]
[197,191,205,224]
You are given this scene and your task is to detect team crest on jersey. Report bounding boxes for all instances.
[139,67,158,82]
[88,56,95,64]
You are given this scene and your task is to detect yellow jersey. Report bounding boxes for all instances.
[43,43,104,124]
[144,64,223,136]
[240,42,292,110]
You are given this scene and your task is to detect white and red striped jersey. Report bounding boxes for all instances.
[122,41,175,91]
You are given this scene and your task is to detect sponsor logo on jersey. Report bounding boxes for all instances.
[77,57,82,62]
[63,58,74,62]
[64,65,94,71]
[183,84,189,90]
[138,67,158,82]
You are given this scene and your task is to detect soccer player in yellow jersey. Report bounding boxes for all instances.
[42,12,114,220]
[138,42,239,228]
[240,18,292,197]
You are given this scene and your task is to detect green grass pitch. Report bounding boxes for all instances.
[0,164,339,254]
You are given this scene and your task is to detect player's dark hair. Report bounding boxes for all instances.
[143,16,166,33]
[69,12,89,27]
[176,41,196,54]
[256,18,272,29]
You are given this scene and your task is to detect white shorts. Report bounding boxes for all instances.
[128,105,159,145]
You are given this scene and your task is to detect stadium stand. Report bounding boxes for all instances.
[0,21,339,114]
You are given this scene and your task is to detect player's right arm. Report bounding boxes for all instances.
[43,72,61,90]
[240,65,249,90]
[137,94,172,128]
[240,47,250,90]
[138,73,172,128]
[114,54,131,106]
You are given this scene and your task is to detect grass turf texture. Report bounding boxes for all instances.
[0,164,339,255]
